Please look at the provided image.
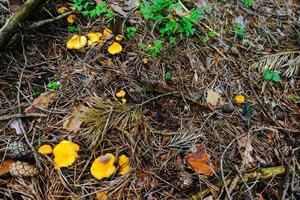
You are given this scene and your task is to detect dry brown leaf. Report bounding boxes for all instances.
[0,160,14,176]
[185,144,214,176]
[237,136,255,168]
[63,104,87,132]
[25,91,56,113]
[206,89,221,107]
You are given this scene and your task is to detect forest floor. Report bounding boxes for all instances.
[0,0,299,199]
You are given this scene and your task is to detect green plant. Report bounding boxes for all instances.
[47,81,61,91]
[67,25,81,32]
[233,23,246,38]
[125,27,137,39]
[264,69,281,83]
[150,39,164,57]
[71,0,115,19]
[242,0,254,7]
[164,71,172,81]
[140,0,207,57]
[201,30,217,43]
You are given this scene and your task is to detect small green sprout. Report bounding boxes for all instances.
[264,69,281,83]
[150,39,164,57]
[125,27,137,39]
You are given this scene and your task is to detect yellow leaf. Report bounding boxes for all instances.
[67,14,76,24]
[38,144,53,154]
[102,28,113,39]
[53,141,79,169]
[108,42,122,55]
[90,153,116,180]
[143,57,148,64]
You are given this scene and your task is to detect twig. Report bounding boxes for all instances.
[191,166,286,199]
[25,11,73,30]
[0,113,47,121]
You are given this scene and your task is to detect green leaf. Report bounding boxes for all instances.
[150,39,164,57]
[47,81,61,91]
[233,23,246,38]
[67,26,81,32]
[242,0,254,7]
[164,71,172,81]
[125,27,137,39]
[169,36,177,44]
[140,2,154,20]
[272,72,281,83]
[264,69,273,81]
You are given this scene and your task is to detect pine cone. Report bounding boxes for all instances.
[9,161,38,177]
[7,141,30,158]
[175,171,194,191]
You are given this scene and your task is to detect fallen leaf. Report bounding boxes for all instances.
[25,91,56,113]
[206,89,221,107]
[185,144,214,176]
[96,191,108,200]
[237,136,255,168]
[109,4,127,17]
[63,104,87,132]
[9,118,25,135]
[0,160,14,176]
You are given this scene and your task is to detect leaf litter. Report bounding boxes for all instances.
[0,0,299,199]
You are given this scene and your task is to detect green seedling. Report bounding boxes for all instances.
[125,27,137,39]
[264,69,281,83]
[242,0,254,7]
[47,81,61,91]
[164,71,172,81]
[67,26,81,32]
[233,23,246,38]
[72,0,115,19]
[150,39,164,57]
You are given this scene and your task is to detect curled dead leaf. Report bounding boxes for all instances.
[63,104,88,133]
[25,91,56,113]
[0,160,14,176]
[185,144,214,176]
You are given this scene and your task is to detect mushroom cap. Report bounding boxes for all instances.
[115,34,124,42]
[116,90,126,98]
[66,35,87,50]
[102,28,113,39]
[90,153,116,180]
[67,14,76,24]
[234,95,245,104]
[87,32,103,46]
[38,144,53,154]
[108,42,122,55]
[53,141,79,169]
[118,154,131,175]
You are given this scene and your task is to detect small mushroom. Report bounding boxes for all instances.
[90,153,116,180]
[66,34,87,50]
[38,144,53,155]
[57,6,67,14]
[102,28,113,39]
[116,90,126,98]
[87,32,103,46]
[53,140,79,169]
[108,42,122,55]
[118,154,131,175]
[115,34,124,42]
[234,95,245,104]
[67,14,76,24]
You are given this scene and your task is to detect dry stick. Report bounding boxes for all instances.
[0,113,47,121]
[24,11,73,30]
[191,166,286,199]
[0,0,42,48]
